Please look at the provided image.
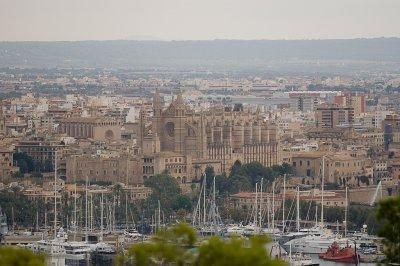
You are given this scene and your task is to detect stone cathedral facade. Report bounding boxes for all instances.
[137,92,280,183]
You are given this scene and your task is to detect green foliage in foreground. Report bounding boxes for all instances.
[198,236,284,266]
[117,223,285,266]
[376,195,400,263]
[0,247,45,266]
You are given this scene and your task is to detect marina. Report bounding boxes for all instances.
[0,169,385,265]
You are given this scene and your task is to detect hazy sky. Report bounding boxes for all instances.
[1,0,399,41]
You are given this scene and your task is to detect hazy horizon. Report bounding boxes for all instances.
[2,37,400,43]
[1,0,399,42]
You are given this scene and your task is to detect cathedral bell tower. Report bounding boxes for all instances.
[173,91,186,154]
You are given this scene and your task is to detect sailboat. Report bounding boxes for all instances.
[239,182,263,236]
[123,193,144,242]
[193,174,224,236]
[283,243,319,266]
[24,154,91,265]
[262,180,281,236]
[279,185,326,246]
[283,156,350,254]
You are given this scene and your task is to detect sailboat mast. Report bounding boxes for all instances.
[158,200,161,230]
[74,184,77,228]
[321,156,325,227]
[272,181,275,230]
[85,175,88,242]
[90,193,93,231]
[203,174,206,226]
[54,151,57,239]
[213,175,217,234]
[125,193,128,231]
[282,174,286,233]
[267,194,270,228]
[11,207,14,231]
[44,210,47,235]
[213,175,216,205]
[101,192,104,240]
[345,186,348,237]
[254,183,258,225]
[259,178,263,228]
[296,186,300,232]
[36,211,39,232]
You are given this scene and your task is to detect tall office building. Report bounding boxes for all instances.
[334,94,366,115]
[315,104,354,128]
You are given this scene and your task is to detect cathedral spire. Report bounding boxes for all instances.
[255,105,261,118]
[153,89,162,116]
[153,89,161,106]
[175,90,184,106]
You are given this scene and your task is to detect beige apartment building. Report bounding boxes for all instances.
[65,153,142,185]
[141,151,223,183]
[359,130,384,147]
[315,105,354,129]
[289,151,366,185]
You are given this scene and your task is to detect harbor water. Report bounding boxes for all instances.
[309,254,377,266]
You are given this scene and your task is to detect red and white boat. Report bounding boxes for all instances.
[319,241,360,263]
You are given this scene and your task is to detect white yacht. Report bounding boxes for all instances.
[226,224,245,236]
[124,228,144,242]
[283,229,350,254]
[262,227,281,236]
[90,242,116,254]
[284,252,316,266]
[27,228,92,264]
[284,157,351,255]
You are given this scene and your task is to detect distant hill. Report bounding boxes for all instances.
[1,38,400,73]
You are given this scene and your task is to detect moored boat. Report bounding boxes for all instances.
[318,241,359,263]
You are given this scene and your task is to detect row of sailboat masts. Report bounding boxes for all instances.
[153,200,162,233]
[252,178,278,229]
[192,173,207,227]
[68,180,132,236]
[253,174,305,232]
[192,174,220,231]
[51,150,124,239]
